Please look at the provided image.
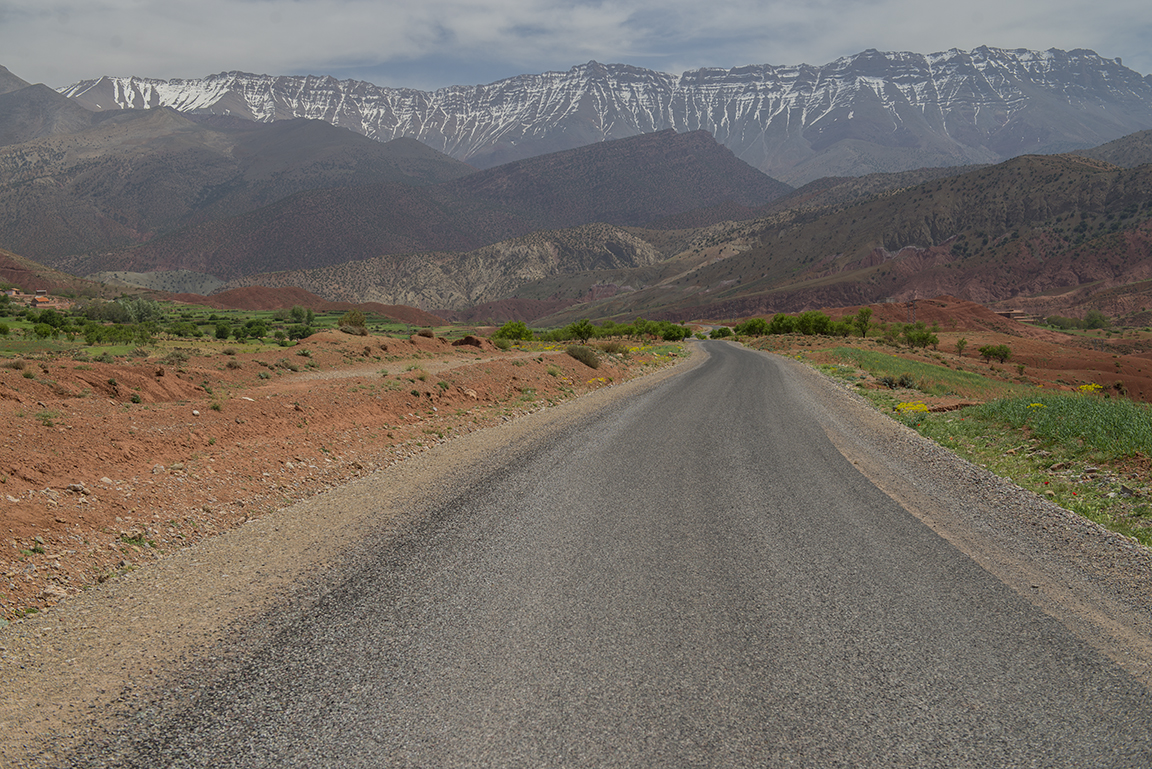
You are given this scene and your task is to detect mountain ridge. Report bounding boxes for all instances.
[58,47,1152,184]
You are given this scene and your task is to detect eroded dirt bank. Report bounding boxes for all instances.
[0,338,699,766]
[0,332,682,621]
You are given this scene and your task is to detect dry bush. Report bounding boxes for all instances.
[566,345,600,369]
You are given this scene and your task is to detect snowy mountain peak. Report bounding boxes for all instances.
[59,47,1152,185]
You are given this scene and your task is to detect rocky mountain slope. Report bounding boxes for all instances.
[60,48,1152,184]
[532,153,1152,322]
[219,223,668,310]
[1073,129,1152,168]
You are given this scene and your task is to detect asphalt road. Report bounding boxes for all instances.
[74,341,1152,767]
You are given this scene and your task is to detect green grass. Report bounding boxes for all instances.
[831,347,1025,399]
[974,394,1152,459]
[794,344,1152,547]
[890,393,1152,546]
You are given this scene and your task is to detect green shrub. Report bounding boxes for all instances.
[1083,309,1110,329]
[768,314,795,334]
[709,326,732,339]
[733,317,769,336]
[567,344,600,368]
[978,344,1012,363]
[492,320,533,341]
[286,325,314,340]
[901,321,939,349]
[339,309,367,328]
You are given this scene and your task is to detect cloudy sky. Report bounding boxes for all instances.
[2,0,1150,91]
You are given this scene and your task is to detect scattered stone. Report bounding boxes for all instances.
[100,477,114,486]
[66,483,87,494]
[151,464,165,475]
[41,585,68,601]
[170,463,185,472]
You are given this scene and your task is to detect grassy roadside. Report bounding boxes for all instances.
[798,347,1152,547]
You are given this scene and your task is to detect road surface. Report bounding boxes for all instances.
[66,341,1152,767]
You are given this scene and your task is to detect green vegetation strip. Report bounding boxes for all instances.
[816,349,1152,547]
[831,347,1023,399]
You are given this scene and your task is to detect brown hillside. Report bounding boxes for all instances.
[72,130,789,280]
[0,111,473,273]
[166,285,446,325]
[547,153,1152,322]
[0,248,113,298]
[438,298,579,324]
[446,129,791,229]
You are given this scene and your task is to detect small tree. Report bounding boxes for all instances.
[568,319,596,343]
[852,307,873,338]
[956,337,968,357]
[1083,309,1109,330]
[978,344,1012,363]
[492,320,533,341]
[901,321,938,349]
[339,309,367,328]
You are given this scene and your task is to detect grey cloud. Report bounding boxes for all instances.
[0,0,1147,90]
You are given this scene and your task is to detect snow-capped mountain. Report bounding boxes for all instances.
[61,47,1152,185]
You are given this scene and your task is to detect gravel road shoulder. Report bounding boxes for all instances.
[767,347,1152,687]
